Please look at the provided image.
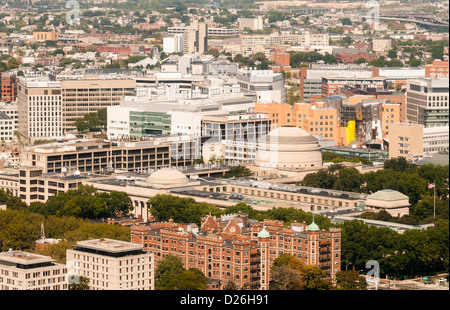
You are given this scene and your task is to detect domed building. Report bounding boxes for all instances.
[365,189,410,217]
[255,126,322,169]
[145,168,192,189]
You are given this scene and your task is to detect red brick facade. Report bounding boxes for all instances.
[130,212,341,290]
[0,73,17,103]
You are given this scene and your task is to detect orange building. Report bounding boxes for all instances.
[254,97,401,147]
[272,48,290,66]
[33,32,58,41]
[425,60,449,78]
[339,86,407,122]
[254,102,345,145]
[130,213,341,290]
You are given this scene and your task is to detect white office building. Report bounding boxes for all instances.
[0,250,68,290]
[66,238,154,290]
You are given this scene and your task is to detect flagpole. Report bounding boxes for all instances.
[433,179,436,218]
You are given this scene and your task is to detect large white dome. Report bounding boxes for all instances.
[255,126,322,169]
[146,169,189,185]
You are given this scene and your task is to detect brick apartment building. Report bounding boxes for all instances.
[0,73,17,103]
[425,60,449,78]
[130,212,341,290]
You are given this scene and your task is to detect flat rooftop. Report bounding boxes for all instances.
[75,238,143,254]
[0,250,54,265]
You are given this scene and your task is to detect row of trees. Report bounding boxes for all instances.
[1,185,133,219]
[154,252,368,290]
[0,208,130,260]
[300,158,449,223]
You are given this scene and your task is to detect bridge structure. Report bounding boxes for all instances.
[378,12,449,29]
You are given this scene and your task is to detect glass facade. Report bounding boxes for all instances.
[129,111,171,137]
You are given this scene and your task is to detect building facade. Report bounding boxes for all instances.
[0,250,68,290]
[0,73,17,103]
[130,213,341,290]
[17,76,136,139]
[406,78,449,128]
[66,238,154,290]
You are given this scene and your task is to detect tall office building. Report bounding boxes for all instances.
[17,76,136,139]
[66,238,154,290]
[406,78,449,128]
[17,79,63,140]
[163,34,184,54]
[184,20,208,55]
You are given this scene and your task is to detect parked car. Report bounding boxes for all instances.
[424,279,434,285]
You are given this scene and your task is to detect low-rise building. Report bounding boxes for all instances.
[365,189,410,217]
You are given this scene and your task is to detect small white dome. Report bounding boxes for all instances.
[146,169,189,185]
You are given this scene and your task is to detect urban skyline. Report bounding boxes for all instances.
[0,0,448,296]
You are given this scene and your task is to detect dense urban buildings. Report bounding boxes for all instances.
[0,0,449,293]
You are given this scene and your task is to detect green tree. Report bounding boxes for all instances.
[155,254,186,290]
[300,265,332,290]
[335,270,368,290]
[223,165,253,179]
[270,254,304,290]
[332,167,364,192]
[165,268,209,290]
[69,276,90,290]
[431,45,444,60]
[387,49,398,59]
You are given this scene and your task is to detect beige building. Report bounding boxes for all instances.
[365,189,410,217]
[389,122,424,160]
[372,38,392,53]
[66,238,154,290]
[0,250,68,290]
[17,79,63,140]
[238,16,264,31]
[255,126,323,169]
[33,32,58,42]
[184,20,208,54]
[17,76,136,139]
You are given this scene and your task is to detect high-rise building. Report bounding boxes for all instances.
[163,34,184,54]
[17,76,136,139]
[131,213,341,290]
[66,238,154,290]
[17,79,63,140]
[406,78,449,128]
[298,64,374,102]
[184,20,208,55]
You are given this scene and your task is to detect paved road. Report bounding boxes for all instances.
[365,275,449,290]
